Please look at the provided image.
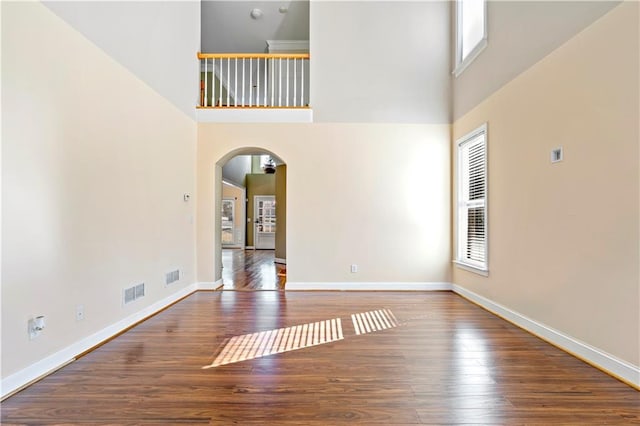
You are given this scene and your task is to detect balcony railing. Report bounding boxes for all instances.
[198,53,310,109]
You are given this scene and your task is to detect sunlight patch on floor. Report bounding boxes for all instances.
[203,308,400,369]
[203,318,344,368]
[351,308,398,335]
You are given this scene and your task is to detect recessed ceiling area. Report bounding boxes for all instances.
[201,1,309,53]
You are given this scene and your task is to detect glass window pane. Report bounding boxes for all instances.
[461,0,485,60]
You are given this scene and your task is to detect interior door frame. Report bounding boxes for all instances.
[222,180,246,249]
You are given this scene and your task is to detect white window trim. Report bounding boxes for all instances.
[453,0,488,77]
[454,123,489,276]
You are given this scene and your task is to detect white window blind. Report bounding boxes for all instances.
[456,125,487,272]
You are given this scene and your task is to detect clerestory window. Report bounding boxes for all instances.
[454,0,487,76]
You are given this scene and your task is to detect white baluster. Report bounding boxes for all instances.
[242,58,245,107]
[249,58,253,107]
[286,59,290,107]
[301,59,305,107]
[226,58,230,107]
[211,58,215,108]
[204,58,208,107]
[257,58,261,107]
[263,58,267,106]
[234,58,238,107]
[293,58,297,107]
[271,59,274,107]
[278,58,282,107]
[218,58,222,107]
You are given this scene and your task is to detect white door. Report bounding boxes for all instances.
[254,195,276,249]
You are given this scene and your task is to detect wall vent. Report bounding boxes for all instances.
[135,282,145,298]
[165,269,180,285]
[124,283,145,305]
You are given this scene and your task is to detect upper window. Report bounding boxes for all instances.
[455,124,488,274]
[454,0,487,77]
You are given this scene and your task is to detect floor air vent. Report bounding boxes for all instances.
[124,283,145,305]
[165,269,180,285]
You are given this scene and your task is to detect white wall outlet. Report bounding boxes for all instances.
[76,305,84,321]
[351,264,358,273]
[551,147,563,163]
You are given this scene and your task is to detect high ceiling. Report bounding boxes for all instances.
[201,1,310,53]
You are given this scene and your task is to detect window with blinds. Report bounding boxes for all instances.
[456,124,488,273]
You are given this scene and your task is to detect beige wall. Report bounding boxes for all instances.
[197,123,451,284]
[2,2,196,379]
[452,3,639,367]
[275,165,287,261]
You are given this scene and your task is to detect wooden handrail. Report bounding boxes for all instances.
[198,52,309,60]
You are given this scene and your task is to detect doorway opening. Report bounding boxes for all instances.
[216,148,286,290]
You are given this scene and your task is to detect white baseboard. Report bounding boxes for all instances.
[285,282,453,291]
[452,284,640,389]
[274,258,287,265]
[1,282,201,400]
[197,280,222,290]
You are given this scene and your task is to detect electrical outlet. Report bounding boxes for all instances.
[76,305,84,321]
[351,264,358,273]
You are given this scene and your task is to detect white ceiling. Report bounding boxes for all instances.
[201,1,310,53]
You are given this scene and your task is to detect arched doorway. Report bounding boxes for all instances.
[214,147,286,290]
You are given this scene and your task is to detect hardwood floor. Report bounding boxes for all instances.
[221,248,284,290]
[2,291,638,425]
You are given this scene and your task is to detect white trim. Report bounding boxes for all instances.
[452,284,640,389]
[266,40,309,53]
[453,39,487,77]
[274,258,287,265]
[285,282,453,291]
[1,282,205,400]
[245,246,255,250]
[196,108,312,123]
[452,260,489,277]
[197,280,222,291]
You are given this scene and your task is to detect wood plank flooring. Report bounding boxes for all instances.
[221,249,283,290]
[2,291,638,425]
